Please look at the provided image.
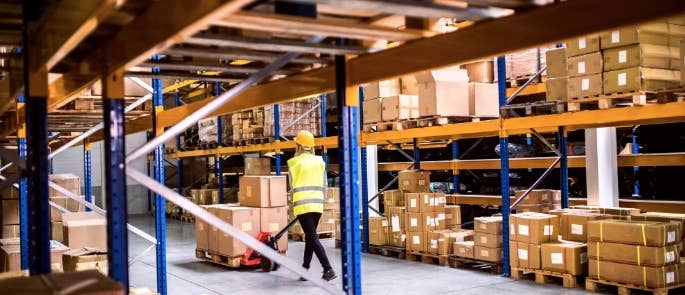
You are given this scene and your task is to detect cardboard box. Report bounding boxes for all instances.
[541,242,588,275]
[398,170,430,193]
[546,47,568,78]
[546,77,568,102]
[472,83,499,117]
[387,206,406,234]
[244,157,271,176]
[0,187,17,199]
[405,212,443,232]
[445,205,461,227]
[389,232,406,248]
[600,23,685,49]
[407,232,425,252]
[209,206,259,257]
[454,241,475,258]
[2,225,18,239]
[603,44,680,71]
[0,270,124,294]
[464,60,494,83]
[474,246,502,262]
[509,212,559,244]
[603,67,680,94]
[399,75,418,95]
[1,199,18,225]
[259,207,288,251]
[569,205,640,217]
[238,176,287,207]
[568,52,602,77]
[474,232,502,248]
[362,98,381,123]
[588,241,679,266]
[369,217,389,246]
[62,248,108,274]
[62,212,107,251]
[560,212,606,242]
[474,216,502,234]
[565,35,600,57]
[382,190,403,209]
[634,212,685,242]
[406,193,445,213]
[324,187,340,210]
[363,79,400,99]
[381,94,419,121]
[320,209,337,232]
[51,221,63,242]
[515,190,558,205]
[510,241,542,269]
[0,244,19,272]
[416,67,472,117]
[48,174,81,198]
[516,204,562,214]
[589,259,682,288]
[588,220,679,247]
[428,229,463,255]
[568,74,602,98]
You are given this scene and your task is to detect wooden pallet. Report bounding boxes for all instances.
[368,245,406,259]
[508,74,546,88]
[585,277,685,295]
[511,267,581,288]
[405,251,449,266]
[231,137,273,146]
[567,91,650,111]
[288,231,334,242]
[363,121,404,132]
[364,115,485,132]
[198,141,219,149]
[195,249,242,268]
[180,215,195,223]
[448,256,502,274]
[500,101,566,117]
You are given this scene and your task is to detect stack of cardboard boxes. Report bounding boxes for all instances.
[264,97,322,138]
[397,170,442,254]
[229,108,266,142]
[384,189,406,248]
[471,217,503,262]
[565,36,603,99]
[0,186,18,239]
[291,187,339,238]
[514,189,562,213]
[509,212,559,270]
[505,47,554,81]
[545,47,569,102]
[362,78,419,124]
[48,174,86,242]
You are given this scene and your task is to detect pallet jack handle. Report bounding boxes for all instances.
[274,218,299,241]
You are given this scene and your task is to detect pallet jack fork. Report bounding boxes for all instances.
[241,218,299,272]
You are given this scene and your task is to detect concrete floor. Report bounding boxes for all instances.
[127,215,596,295]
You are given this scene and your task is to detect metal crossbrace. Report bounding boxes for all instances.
[129,244,156,265]
[366,165,410,216]
[387,141,415,164]
[0,162,12,173]
[457,138,484,160]
[510,156,561,210]
[506,65,547,105]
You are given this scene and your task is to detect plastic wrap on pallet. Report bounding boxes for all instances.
[198,118,218,144]
[264,97,322,138]
[503,46,555,80]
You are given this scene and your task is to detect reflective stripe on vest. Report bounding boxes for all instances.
[293,198,325,206]
[292,186,325,193]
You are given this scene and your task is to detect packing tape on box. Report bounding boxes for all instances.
[637,246,641,266]
[596,242,601,280]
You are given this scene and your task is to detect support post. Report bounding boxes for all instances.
[497,56,511,278]
[451,141,459,194]
[102,69,129,288]
[84,139,92,211]
[215,83,224,202]
[359,86,369,253]
[336,39,362,294]
[146,131,152,212]
[413,138,420,169]
[17,95,29,270]
[320,94,327,166]
[558,127,569,208]
[176,92,183,198]
[631,128,640,197]
[152,55,167,295]
[274,104,281,176]
[585,128,619,207]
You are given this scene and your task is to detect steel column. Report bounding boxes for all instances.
[359,86,369,253]
[631,128,640,196]
[497,56,511,277]
[274,104,281,176]
[558,127,569,208]
[146,131,152,212]
[17,95,29,270]
[336,41,362,294]
[176,93,183,198]
[48,132,54,174]
[320,94,328,165]
[413,138,420,169]
[451,141,459,194]
[215,83,224,202]
[84,139,92,211]
[152,55,167,295]
[102,69,129,289]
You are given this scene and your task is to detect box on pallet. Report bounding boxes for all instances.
[474,232,502,248]
[362,98,381,123]
[406,212,444,232]
[633,212,685,243]
[62,212,107,251]
[474,246,502,263]
[382,190,403,210]
[545,47,567,78]
[565,35,600,57]
[244,157,271,175]
[453,241,475,258]
[363,79,400,99]
[369,217,389,246]
[238,176,287,207]
[406,232,425,252]
[588,242,679,266]
[567,74,603,98]
[387,206,405,247]
[381,95,419,121]
[471,83,499,118]
[427,229,459,255]
[603,44,681,71]
[560,212,606,242]
[209,206,259,257]
[259,207,288,251]
[0,239,68,272]
[510,241,542,269]
[589,259,684,288]
[474,216,502,235]
[324,187,340,210]
[504,47,550,79]
[398,170,430,193]
[567,52,602,77]
[405,193,445,213]
[62,247,108,274]
[569,205,640,217]
[415,67,471,118]
[541,242,588,275]
[444,205,461,228]
[463,60,494,83]
[400,75,418,95]
[603,67,680,94]
[509,212,559,244]
[600,22,685,49]
[588,220,679,247]
[546,77,568,102]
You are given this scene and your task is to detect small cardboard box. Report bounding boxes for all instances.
[568,74,602,98]
[427,229,462,255]
[464,60,494,83]
[588,220,679,247]
[0,270,124,294]
[546,47,568,78]
[389,232,406,248]
[381,94,419,121]
[472,83,499,118]
[387,206,406,234]
[567,52,602,77]
[244,157,271,176]
[407,232,425,252]
[62,247,108,274]
[363,79,400,99]
[238,176,287,207]
[560,212,606,242]
[382,190,403,209]
[398,170,430,193]
[546,77,568,102]
[474,216,502,234]
[474,246,502,262]
[454,241,475,258]
[474,232,503,248]
[603,44,681,71]
[362,98,382,123]
[2,225,18,239]
[209,206,259,257]
[369,217,389,246]
[541,242,588,275]
[400,75,418,95]
[510,241,542,269]
[1,199,19,225]
[588,241,679,266]
[445,205,461,227]
[259,206,288,251]
[62,212,107,251]
[589,259,682,288]
[565,35,600,57]
[405,193,427,213]
[509,212,559,244]
[603,67,680,94]
[51,221,63,242]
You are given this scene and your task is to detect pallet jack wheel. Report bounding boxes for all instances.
[261,257,273,272]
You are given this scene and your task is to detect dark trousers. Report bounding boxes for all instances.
[297,212,332,271]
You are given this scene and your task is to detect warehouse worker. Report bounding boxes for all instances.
[288,130,336,281]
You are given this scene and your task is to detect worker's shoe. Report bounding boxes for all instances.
[322,269,337,281]
[298,276,307,281]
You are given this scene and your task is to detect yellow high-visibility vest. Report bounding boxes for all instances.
[288,152,325,216]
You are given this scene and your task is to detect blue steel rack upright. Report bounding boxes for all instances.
[17,94,29,270]
[84,139,92,211]
[215,82,224,202]
[497,56,511,278]
[359,87,369,253]
[152,55,168,295]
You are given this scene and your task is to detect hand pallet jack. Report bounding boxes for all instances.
[241,218,299,272]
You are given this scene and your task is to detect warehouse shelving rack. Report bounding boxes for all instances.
[3,1,685,295]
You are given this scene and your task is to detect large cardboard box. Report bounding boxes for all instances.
[405,212,443,232]
[546,77,568,102]
[568,74,602,98]
[634,212,685,242]
[416,67,471,117]
[510,241,542,269]
[472,83,499,118]
[387,206,406,235]
[474,216,502,235]
[474,246,502,262]
[541,242,588,275]
[588,242,679,266]
[209,206,259,257]
[588,220,679,247]
[454,241,475,258]
[244,157,271,176]
[568,52,602,77]
[62,247,108,274]
[1,199,18,225]
[464,60,494,83]
[589,259,682,288]
[516,204,561,214]
[0,270,124,294]
[515,190,559,205]
[259,206,288,251]
[363,79,400,99]
[445,205,461,227]
[603,44,681,71]
[381,94,419,121]
[2,225,18,238]
[48,174,81,198]
[603,67,680,94]
[398,170,430,193]
[509,212,559,244]
[405,193,427,213]
[238,176,287,207]
[62,212,107,251]
[600,23,685,49]
[389,232,406,248]
[560,212,606,242]
[565,35,600,57]
[362,98,381,123]
[382,190,403,209]
[407,232,425,252]
[546,47,568,78]
[369,217,389,246]
[400,75,418,95]
[474,232,502,248]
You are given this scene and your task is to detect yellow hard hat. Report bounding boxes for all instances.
[294,130,315,148]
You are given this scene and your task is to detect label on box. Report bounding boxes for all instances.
[424,195,429,204]
[518,225,529,236]
[410,218,418,227]
[580,252,588,264]
[667,272,675,284]
[480,250,489,257]
[418,180,426,185]
[410,199,417,208]
[618,50,627,63]
[437,214,445,221]
[551,253,563,264]
[668,231,676,243]
[611,30,620,43]
[391,216,400,232]
[401,234,406,241]
[413,236,420,245]
[438,197,446,204]
[480,236,487,244]
[382,220,388,227]
[571,224,583,235]
[241,222,252,232]
[518,249,528,260]
[666,251,676,263]
[429,197,436,206]
[578,61,586,74]
[510,224,515,234]
[544,225,553,236]
[269,223,280,232]
[578,37,586,49]
[246,187,252,197]
[431,240,438,249]
[427,216,433,226]
[581,78,590,91]
[198,223,204,230]
[618,73,627,86]
[480,223,487,230]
